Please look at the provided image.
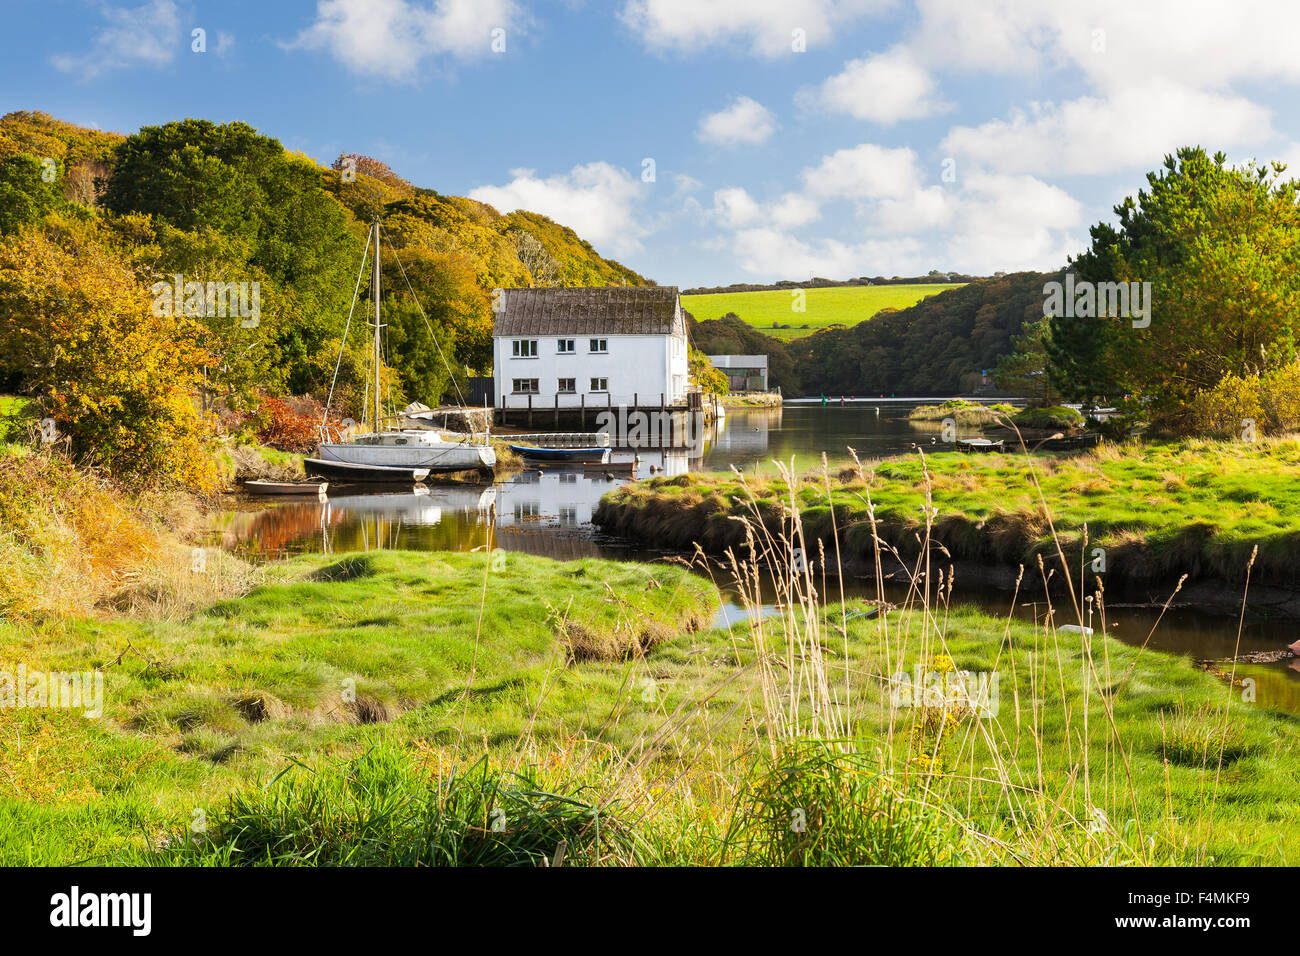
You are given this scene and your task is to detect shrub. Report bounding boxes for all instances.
[1189,362,1300,436]
[1011,405,1086,430]
[255,396,319,453]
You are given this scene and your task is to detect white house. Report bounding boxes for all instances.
[492,286,690,410]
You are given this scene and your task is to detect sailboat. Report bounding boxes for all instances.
[306,219,497,481]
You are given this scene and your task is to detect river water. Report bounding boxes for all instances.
[210,402,1300,712]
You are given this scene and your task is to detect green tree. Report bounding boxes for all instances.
[1047,147,1300,428]
[0,153,71,235]
[994,318,1061,406]
[101,120,364,400]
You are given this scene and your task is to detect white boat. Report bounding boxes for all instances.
[316,219,497,476]
[315,430,494,475]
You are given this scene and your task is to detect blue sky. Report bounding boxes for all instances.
[4,0,1300,287]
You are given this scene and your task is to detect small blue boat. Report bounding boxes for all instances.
[509,444,612,464]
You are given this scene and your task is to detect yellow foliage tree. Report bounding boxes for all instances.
[0,218,218,490]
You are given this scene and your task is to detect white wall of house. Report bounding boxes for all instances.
[494,332,689,409]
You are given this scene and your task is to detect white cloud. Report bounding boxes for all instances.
[873,185,952,233]
[769,193,821,228]
[711,187,762,228]
[710,187,819,230]
[672,173,704,195]
[1273,144,1300,178]
[707,140,1083,280]
[287,0,523,81]
[941,80,1274,176]
[620,0,895,57]
[469,163,650,256]
[939,171,1082,273]
[910,0,1300,92]
[697,96,777,147]
[879,2,1290,178]
[801,143,921,201]
[802,45,949,124]
[51,0,181,78]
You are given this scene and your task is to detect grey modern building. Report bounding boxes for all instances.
[707,354,768,391]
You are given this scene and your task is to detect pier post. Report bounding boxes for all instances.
[581,393,585,429]
[528,393,533,427]
[554,393,559,428]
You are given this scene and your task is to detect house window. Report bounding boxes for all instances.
[512,378,540,394]
[557,378,576,393]
[557,339,575,353]
[589,338,607,353]
[590,377,608,392]
[512,339,538,358]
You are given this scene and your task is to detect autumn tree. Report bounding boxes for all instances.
[379,244,492,402]
[0,218,217,489]
[511,228,559,286]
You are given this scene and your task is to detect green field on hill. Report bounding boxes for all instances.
[682,283,966,340]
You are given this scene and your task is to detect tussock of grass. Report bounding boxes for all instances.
[216,444,305,485]
[722,742,970,866]
[310,554,376,582]
[140,748,643,867]
[1156,701,1270,766]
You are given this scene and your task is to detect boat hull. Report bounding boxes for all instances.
[304,458,431,482]
[509,445,611,463]
[316,440,495,473]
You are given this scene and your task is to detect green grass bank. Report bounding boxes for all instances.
[593,438,1300,591]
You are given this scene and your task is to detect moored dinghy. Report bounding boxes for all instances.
[242,479,328,496]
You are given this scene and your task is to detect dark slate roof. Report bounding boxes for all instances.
[493,286,684,337]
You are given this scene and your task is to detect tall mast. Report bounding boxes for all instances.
[372,218,382,434]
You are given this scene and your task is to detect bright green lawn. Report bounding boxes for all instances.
[682,284,965,340]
